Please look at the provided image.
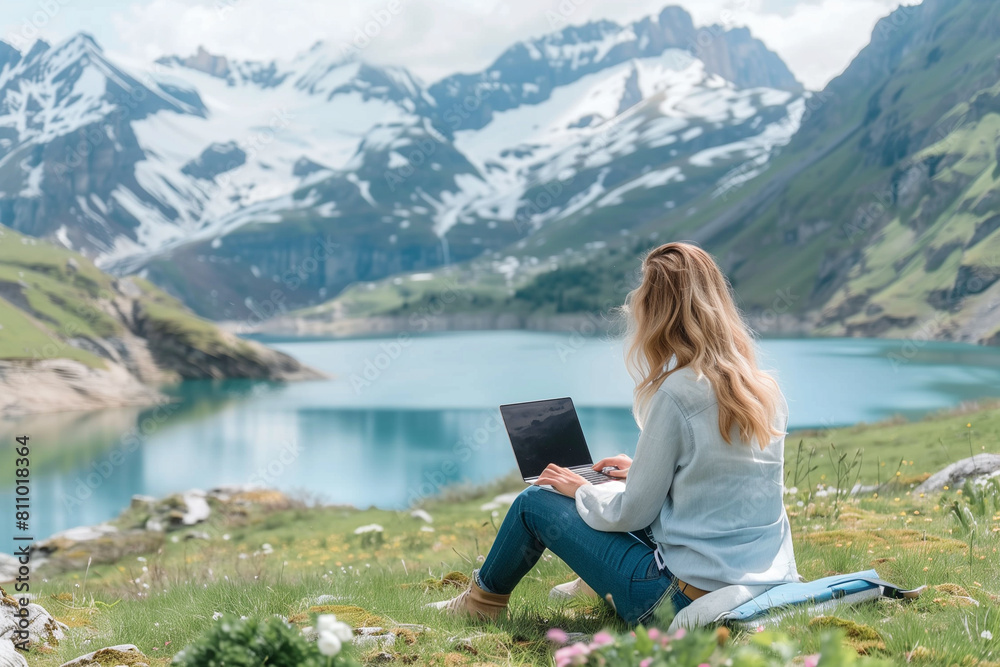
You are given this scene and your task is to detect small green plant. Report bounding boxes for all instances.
[829,443,864,520]
[171,615,359,667]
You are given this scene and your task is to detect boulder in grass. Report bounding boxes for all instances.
[0,586,66,651]
[913,454,1000,494]
[57,644,149,667]
[0,556,18,585]
[0,637,28,667]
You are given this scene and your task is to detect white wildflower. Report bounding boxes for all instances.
[317,632,342,656]
[353,524,384,535]
[317,614,354,642]
[420,526,435,532]
[410,509,433,523]
[983,630,993,641]
[213,611,223,620]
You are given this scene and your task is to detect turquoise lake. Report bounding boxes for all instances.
[3,332,1000,541]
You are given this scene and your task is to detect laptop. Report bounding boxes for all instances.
[499,397,620,488]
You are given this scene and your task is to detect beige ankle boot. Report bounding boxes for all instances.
[427,578,511,621]
[549,577,598,601]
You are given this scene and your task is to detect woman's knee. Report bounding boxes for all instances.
[513,485,570,514]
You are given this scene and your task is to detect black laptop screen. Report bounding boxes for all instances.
[500,397,592,479]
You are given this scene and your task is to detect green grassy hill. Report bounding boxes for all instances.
[16,401,1000,666]
[0,227,317,412]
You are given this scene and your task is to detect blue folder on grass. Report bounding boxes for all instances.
[715,569,924,627]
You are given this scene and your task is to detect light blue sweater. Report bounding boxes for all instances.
[574,366,798,591]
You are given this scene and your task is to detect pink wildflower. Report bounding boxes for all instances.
[804,654,820,667]
[591,631,614,648]
[547,628,569,644]
[554,643,591,667]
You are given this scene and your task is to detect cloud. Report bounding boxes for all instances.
[738,0,919,88]
[19,0,911,89]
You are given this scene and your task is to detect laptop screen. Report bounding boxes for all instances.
[500,397,592,479]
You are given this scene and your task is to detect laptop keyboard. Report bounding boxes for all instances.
[570,466,618,484]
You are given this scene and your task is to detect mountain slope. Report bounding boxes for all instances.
[0,226,320,415]
[277,0,1000,347]
[664,0,1000,345]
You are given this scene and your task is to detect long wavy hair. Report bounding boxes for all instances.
[621,242,783,448]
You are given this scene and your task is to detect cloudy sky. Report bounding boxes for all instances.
[2,0,915,89]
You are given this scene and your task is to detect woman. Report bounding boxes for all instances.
[431,242,798,624]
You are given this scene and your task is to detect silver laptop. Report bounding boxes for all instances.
[499,397,619,488]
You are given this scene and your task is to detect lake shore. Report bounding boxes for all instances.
[230,311,818,340]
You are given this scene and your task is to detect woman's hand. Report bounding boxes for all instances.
[535,464,589,497]
[593,454,632,479]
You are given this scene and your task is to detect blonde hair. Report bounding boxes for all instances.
[621,242,782,448]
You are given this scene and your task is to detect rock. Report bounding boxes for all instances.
[57,644,146,667]
[0,556,19,584]
[0,586,66,649]
[913,454,1000,494]
[0,359,166,417]
[130,495,156,509]
[179,490,211,525]
[352,631,396,648]
[32,487,297,574]
[0,638,28,667]
[31,526,163,574]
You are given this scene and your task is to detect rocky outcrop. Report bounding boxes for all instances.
[58,644,148,667]
[1,586,66,652]
[913,454,1000,494]
[0,358,165,417]
[181,141,247,181]
[20,487,299,576]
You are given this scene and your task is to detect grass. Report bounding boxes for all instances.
[0,226,278,373]
[17,402,1000,666]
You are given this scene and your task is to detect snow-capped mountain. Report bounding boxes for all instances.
[0,6,805,319]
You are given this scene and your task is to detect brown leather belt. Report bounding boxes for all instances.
[676,579,709,600]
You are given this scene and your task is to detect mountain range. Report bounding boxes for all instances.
[2,1,998,348]
[0,6,804,321]
[271,0,1000,348]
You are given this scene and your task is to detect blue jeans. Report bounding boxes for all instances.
[476,486,691,625]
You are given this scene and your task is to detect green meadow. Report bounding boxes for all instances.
[16,402,1000,666]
